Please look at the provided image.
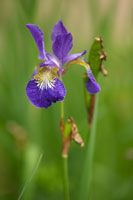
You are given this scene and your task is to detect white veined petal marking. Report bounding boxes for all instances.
[33,67,57,90]
[37,78,56,90]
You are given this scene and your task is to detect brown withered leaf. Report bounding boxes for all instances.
[60,117,84,158]
[69,117,84,147]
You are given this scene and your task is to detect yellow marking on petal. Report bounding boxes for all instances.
[33,67,57,81]
[51,67,58,77]
[65,58,90,72]
[68,58,88,67]
[33,66,58,90]
[35,63,42,72]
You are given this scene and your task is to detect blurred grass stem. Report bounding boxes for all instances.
[18,152,43,200]
[79,94,99,200]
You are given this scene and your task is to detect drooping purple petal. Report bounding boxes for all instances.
[26,24,46,60]
[51,20,67,43]
[62,50,87,65]
[46,78,66,102]
[52,33,73,63]
[86,69,101,94]
[26,79,51,108]
[26,78,66,108]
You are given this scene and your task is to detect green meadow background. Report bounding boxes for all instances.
[0,0,132,199]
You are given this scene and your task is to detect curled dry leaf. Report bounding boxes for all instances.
[97,37,108,76]
[69,117,84,147]
[60,117,84,158]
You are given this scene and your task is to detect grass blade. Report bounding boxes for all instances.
[78,94,99,200]
[18,152,43,200]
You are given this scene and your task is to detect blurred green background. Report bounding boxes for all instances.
[0,0,132,199]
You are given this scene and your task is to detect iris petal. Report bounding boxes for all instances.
[63,50,87,65]
[26,24,46,60]
[52,33,73,63]
[40,61,56,68]
[26,78,66,108]
[51,20,67,43]
[86,69,101,94]
[46,78,66,102]
[46,52,60,68]
[26,79,51,108]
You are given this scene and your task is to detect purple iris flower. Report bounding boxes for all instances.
[26,20,86,108]
[26,20,100,109]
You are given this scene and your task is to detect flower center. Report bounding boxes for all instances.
[33,67,57,90]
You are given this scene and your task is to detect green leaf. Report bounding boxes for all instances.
[89,37,106,79]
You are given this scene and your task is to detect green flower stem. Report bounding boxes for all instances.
[61,100,64,119]
[62,157,69,200]
[79,94,99,200]
[60,77,69,200]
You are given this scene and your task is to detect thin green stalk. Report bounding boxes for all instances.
[18,152,43,200]
[60,99,64,119]
[62,157,69,200]
[78,94,99,200]
[60,77,69,200]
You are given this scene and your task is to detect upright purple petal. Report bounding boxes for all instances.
[86,69,101,94]
[26,78,66,108]
[26,24,46,60]
[63,50,87,65]
[51,20,67,43]
[52,33,73,63]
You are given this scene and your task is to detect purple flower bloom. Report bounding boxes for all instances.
[26,20,86,108]
[86,69,101,94]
